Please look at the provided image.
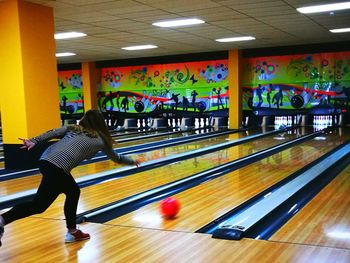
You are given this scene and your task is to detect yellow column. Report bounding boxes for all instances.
[228,50,243,129]
[82,62,98,111]
[0,0,59,169]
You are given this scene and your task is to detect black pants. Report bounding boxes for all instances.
[2,160,80,229]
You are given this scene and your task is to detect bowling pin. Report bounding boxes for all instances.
[195,118,199,128]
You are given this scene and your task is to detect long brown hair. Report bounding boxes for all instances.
[70,109,113,149]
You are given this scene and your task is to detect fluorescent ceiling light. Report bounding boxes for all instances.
[330,27,350,33]
[54,32,87,40]
[56,52,76,57]
[215,36,256,42]
[121,45,158,51]
[297,2,350,14]
[152,18,205,27]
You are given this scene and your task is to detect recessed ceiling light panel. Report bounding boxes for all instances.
[56,52,76,57]
[297,2,350,14]
[152,18,205,27]
[121,45,158,51]
[215,36,256,42]
[54,32,87,40]
[330,27,350,33]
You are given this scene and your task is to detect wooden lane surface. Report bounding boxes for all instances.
[114,129,199,148]
[270,163,350,249]
[0,130,255,196]
[106,128,350,232]
[31,129,306,220]
[111,128,205,139]
[1,218,349,262]
[110,129,162,138]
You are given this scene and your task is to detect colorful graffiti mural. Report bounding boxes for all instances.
[242,51,350,111]
[57,51,350,117]
[58,70,84,114]
[99,60,229,113]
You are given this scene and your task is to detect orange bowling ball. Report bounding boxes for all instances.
[160,197,180,219]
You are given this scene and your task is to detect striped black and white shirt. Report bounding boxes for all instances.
[30,126,135,173]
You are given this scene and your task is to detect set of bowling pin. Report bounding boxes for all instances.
[313,115,333,127]
[194,118,210,128]
[167,118,181,128]
[137,118,150,129]
[274,116,295,126]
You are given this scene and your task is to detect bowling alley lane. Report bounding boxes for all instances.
[113,128,201,148]
[269,163,350,249]
[0,128,264,196]
[105,128,350,233]
[32,127,306,220]
[111,127,198,140]
[109,127,192,140]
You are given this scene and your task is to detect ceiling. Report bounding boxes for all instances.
[26,0,350,64]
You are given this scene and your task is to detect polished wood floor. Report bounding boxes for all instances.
[0,127,350,262]
[271,163,350,250]
[1,217,349,263]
